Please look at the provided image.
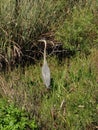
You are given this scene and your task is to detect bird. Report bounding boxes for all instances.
[38,39,51,89]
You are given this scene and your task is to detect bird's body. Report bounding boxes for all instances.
[42,61,50,88]
[38,39,51,88]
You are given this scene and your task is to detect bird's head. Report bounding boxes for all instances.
[38,39,46,43]
[38,39,54,46]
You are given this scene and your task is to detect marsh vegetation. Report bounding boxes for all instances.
[0,0,98,129]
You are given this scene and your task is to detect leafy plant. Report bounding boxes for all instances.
[0,99,37,130]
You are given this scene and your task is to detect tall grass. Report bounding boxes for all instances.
[0,0,67,68]
[0,50,98,129]
[0,0,98,129]
[56,1,98,53]
[1,0,97,68]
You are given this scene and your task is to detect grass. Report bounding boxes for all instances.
[55,1,98,52]
[0,0,67,67]
[0,49,98,129]
[0,0,98,129]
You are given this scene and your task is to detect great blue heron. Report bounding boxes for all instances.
[38,39,51,88]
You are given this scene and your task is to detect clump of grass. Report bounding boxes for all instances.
[56,1,98,53]
[64,55,98,130]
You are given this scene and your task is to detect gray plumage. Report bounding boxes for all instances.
[42,60,50,88]
[38,39,51,88]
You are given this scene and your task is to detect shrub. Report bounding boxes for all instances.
[0,99,37,130]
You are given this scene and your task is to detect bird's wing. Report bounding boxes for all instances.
[42,63,50,87]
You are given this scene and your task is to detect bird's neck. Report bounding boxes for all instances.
[44,41,47,64]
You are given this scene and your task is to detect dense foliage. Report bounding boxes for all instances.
[1,0,97,68]
[0,0,98,130]
[0,99,37,130]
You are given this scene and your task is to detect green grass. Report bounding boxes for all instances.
[0,50,98,129]
[56,2,98,52]
[0,0,98,129]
